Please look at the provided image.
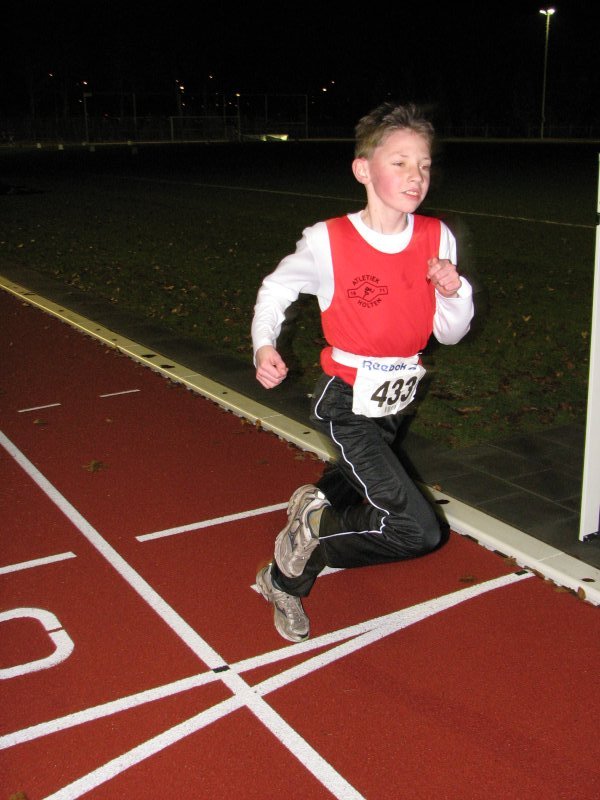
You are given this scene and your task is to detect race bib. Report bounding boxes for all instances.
[352,357,426,417]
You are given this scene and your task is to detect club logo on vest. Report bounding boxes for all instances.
[347,275,389,308]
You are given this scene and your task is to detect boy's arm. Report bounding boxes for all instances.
[251,224,325,387]
[431,223,474,344]
[433,277,474,344]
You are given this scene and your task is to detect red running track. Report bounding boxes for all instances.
[1,289,599,800]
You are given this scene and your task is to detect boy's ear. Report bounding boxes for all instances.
[352,157,370,184]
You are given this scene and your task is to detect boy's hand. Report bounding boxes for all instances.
[255,345,289,389]
[427,258,462,298]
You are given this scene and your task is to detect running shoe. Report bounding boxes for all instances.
[274,484,329,578]
[256,564,309,642]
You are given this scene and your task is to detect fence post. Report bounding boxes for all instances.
[579,154,600,539]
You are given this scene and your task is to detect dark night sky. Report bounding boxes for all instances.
[3,1,599,128]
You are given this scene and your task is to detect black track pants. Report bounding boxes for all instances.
[272,373,444,597]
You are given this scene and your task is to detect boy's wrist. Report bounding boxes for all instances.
[436,278,472,300]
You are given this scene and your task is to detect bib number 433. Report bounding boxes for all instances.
[352,361,425,418]
[371,376,418,409]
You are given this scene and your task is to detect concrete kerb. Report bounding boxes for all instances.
[2,273,599,606]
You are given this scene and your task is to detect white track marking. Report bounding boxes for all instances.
[130,177,594,229]
[0,572,530,748]
[17,403,61,413]
[16,389,140,414]
[41,695,247,800]
[98,389,141,398]
[427,205,593,229]
[253,572,532,697]
[0,552,76,575]
[0,608,75,679]
[41,689,365,800]
[0,429,531,799]
[0,670,221,749]
[137,503,288,541]
[1,430,364,800]
[1,430,225,667]
[39,689,364,800]
[239,570,531,677]
[2,572,531,800]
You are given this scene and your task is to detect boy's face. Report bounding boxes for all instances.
[353,129,432,216]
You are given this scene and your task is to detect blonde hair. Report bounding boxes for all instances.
[354,102,435,159]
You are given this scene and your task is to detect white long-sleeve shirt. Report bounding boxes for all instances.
[252,211,474,358]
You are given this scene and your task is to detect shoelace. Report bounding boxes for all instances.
[274,589,304,620]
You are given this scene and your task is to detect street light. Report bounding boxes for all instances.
[539,7,556,139]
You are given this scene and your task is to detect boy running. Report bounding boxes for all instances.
[251,102,474,642]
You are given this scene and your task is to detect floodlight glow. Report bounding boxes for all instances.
[539,7,556,138]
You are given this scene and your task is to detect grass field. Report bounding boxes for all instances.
[0,139,597,447]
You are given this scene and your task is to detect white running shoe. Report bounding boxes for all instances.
[256,564,310,642]
[274,484,329,578]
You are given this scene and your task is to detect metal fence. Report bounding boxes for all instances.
[1,115,598,146]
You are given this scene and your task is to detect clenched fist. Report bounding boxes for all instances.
[427,257,462,298]
[255,345,289,389]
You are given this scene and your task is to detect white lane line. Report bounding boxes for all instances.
[38,688,363,800]
[17,403,61,413]
[41,695,247,800]
[426,205,594,229]
[1,430,225,666]
[0,670,220,749]
[1,430,364,800]
[0,571,531,751]
[99,389,141,398]
[7,572,531,800]
[40,687,364,800]
[16,391,141,416]
[0,552,76,575]
[129,177,595,229]
[253,572,533,697]
[137,502,288,542]
[239,571,532,676]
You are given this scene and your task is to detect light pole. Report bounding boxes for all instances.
[80,80,92,143]
[539,7,555,139]
[83,92,92,143]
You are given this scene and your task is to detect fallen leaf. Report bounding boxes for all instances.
[83,460,107,473]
